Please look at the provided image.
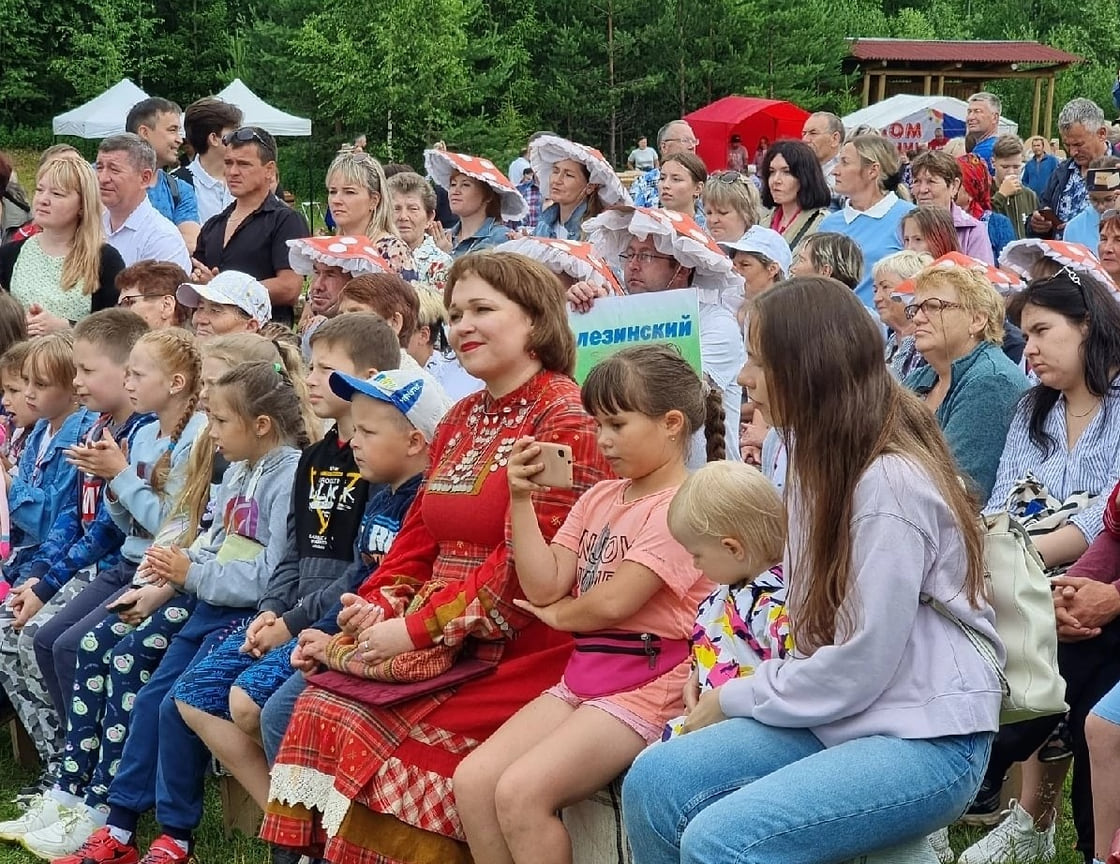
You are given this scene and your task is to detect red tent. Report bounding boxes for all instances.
[684,96,810,173]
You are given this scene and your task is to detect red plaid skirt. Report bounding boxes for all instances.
[263,623,571,864]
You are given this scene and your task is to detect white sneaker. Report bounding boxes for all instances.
[957,799,1056,864]
[0,794,63,842]
[21,806,99,860]
[928,827,955,864]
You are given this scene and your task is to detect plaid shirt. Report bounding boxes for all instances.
[513,179,542,230]
[26,411,155,602]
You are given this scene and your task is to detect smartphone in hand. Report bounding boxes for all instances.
[534,442,574,489]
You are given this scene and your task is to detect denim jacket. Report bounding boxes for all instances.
[23,411,156,600]
[534,200,588,240]
[8,407,97,576]
[450,217,511,258]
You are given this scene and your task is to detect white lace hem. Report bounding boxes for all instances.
[270,765,353,838]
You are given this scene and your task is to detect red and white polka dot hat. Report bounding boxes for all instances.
[584,206,744,302]
[497,236,623,294]
[423,150,529,222]
[528,135,632,206]
[286,235,392,277]
[999,239,1119,297]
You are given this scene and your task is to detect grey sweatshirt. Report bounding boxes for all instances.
[719,454,1004,746]
[182,445,300,609]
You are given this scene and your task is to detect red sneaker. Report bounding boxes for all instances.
[137,836,197,864]
[51,826,138,864]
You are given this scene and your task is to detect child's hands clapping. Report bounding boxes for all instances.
[507,437,549,500]
[140,545,190,587]
[65,428,129,480]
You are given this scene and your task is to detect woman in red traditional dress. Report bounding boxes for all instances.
[261,250,611,864]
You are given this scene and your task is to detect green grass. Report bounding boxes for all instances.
[0,724,270,863]
[0,721,1093,864]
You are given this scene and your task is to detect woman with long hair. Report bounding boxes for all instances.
[622,276,1001,863]
[818,135,915,306]
[325,150,418,281]
[759,140,831,249]
[0,154,125,334]
[658,152,708,219]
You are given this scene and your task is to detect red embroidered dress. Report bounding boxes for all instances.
[263,370,609,864]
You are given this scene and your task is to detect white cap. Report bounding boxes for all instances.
[719,226,793,277]
[329,368,448,442]
[176,271,272,326]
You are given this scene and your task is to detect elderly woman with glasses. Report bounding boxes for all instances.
[902,261,1029,501]
[759,140,831,248]
[701,171,762,243]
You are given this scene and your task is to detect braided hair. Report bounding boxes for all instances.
[580,344,723,462]
[135,328,201,495]
[214,361,312,450]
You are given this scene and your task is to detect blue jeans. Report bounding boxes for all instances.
[260,671,306,765]
[621,718,992,864]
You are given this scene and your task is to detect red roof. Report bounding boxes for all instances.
[848,38,1080,65]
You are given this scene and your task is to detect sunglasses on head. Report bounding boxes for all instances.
[222,127,272,153]
[712,171,746,184]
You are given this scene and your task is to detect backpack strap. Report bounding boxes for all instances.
[161,169,181,208]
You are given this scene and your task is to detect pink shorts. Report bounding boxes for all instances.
[545,661,690,745]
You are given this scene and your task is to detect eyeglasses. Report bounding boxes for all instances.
[222,127,267,147]
[619,251,675,266]
[662,137,699,147]
[904,298,964,320]
[117,293,157,308]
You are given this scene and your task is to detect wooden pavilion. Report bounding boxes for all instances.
[845,38,1081,138]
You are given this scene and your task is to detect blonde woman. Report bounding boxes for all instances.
[702,171,762,243]
[0,154,125,334]
[902,262,1029,500]
[818,134,915,306]
[871,250,932,379]
[325,150,417,281]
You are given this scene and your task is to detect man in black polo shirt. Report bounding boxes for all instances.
[191,126,308,325]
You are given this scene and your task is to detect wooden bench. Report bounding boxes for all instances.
[218,774,263,839]
[8,717,39,770]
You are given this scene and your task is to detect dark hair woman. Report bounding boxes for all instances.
[759,139,831,249]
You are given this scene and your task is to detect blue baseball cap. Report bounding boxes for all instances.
[329,369,447,442]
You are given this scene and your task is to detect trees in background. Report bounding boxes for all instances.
[1,0,1113,196]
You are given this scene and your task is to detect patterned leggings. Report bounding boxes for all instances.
[57,596,195,811]
[0,574,94,772]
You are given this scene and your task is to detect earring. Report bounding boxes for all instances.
[529,349,538,360]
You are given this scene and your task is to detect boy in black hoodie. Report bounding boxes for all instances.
[173,313,402,807]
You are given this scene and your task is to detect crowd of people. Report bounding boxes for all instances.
[0,85,1116,864]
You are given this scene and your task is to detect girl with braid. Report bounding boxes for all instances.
[63,361,307,864]
[3,328,206,816]
[11,334,310,859]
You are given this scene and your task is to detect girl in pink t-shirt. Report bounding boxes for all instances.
[453,344,721,864]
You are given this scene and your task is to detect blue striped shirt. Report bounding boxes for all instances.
[983,380,1120,542]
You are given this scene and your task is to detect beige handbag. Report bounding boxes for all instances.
[925,511,1067,725]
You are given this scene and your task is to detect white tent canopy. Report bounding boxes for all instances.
[52,79,150,138]
[215,79,311,137]
[843,95,1018,150]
